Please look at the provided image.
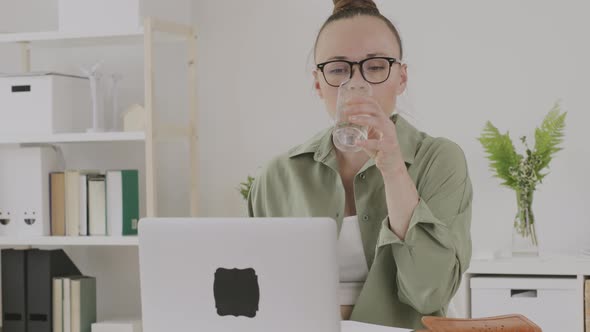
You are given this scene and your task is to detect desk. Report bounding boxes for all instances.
[341,321,412,331]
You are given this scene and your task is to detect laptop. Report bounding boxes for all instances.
[138,217,341,332]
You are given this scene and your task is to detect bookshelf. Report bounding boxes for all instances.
[0,16,198,218]
[0,131,146,145]
[0,29,145,47]
[0,236,139,247]
[0,16,198,325]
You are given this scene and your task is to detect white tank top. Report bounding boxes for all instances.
[337,215,369,305]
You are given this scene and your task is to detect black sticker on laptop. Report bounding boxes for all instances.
[214,267,260,318]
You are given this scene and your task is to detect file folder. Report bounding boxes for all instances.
[26,249,81,332]
[1,249,28,332]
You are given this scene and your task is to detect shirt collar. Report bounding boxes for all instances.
[288,114,421,166]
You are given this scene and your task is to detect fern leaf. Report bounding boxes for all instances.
[534,102,566,173]
[478,121,521,188]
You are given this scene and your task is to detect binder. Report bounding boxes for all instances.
[1,249,28,332]
[106,170,139,236]
[26,249,81,332]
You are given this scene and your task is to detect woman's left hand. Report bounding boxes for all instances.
[343,97,406,176]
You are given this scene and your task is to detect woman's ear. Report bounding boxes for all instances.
[397,63,408,96]
[312,70,324,99]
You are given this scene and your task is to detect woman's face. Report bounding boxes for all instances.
[314,15,407,119]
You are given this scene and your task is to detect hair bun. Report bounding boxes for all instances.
[333,0,379,15]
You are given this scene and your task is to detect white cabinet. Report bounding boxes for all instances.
[471,276,578,331]
[463,255,590,332]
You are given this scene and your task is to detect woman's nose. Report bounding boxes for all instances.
[350,64,364,82]
[347,65,370,92]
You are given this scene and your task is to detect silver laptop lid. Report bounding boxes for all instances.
[138,217,340,332]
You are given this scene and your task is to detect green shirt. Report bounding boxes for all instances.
[248,114,473,330]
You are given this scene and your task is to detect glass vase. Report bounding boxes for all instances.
[512,189,539,256]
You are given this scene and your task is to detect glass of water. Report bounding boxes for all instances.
[332,79,373,153]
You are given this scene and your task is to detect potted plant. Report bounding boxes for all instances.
[238,175,255,202]
[478,101,566,256]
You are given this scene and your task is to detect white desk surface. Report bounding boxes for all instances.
[341,321,412,331]
[468,254,590,275]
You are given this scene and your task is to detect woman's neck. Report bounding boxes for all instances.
[335,149,371,178]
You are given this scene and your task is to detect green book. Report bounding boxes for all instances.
[106,170,140,236]
[70,276,96,332]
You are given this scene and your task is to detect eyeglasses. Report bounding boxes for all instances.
[316,56,402,87]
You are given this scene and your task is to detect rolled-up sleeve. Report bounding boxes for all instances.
[376,141,473,314]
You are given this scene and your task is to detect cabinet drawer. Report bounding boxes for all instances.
[471,276,578,331]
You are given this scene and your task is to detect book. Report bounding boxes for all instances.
[88,175,107,236]
[65,170,81,237]
[53,278,65,332]
[79,174,89,236]
[50,172,66,236]
[106,170,139,236]
[70,276,97,332]
[66,170,99,236]
[64,278,71,332]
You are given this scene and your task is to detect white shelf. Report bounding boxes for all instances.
[468,255,590,276]
[0,131,145,145]
[0,29,145,47]
[0,236,138,247]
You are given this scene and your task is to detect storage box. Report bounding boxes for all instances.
[91,319,142,332]
[471,276,578,331]
[0,146,60,236]
[0,73,91,135]
[58,0,190,34]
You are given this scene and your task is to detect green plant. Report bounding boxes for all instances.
[478,101,567,247]
[238,175,255,201]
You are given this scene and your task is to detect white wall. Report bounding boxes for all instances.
[192,0,590,257]
[1,0,589,321]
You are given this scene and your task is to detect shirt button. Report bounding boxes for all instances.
[363,215,369,221]
[360,173,366,180]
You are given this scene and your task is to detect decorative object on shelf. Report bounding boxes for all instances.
[122,104,146,132]
[478,101,567,256]
[238,175,255,201]
[80,62,104,133]
[110,73,123,132]
[0,72,91,135]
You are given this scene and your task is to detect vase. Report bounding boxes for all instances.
[512,189,539,256]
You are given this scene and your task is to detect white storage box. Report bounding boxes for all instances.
[0,72,91,135]
[471,276,578,331]
[91,320,142,332]
[58,0,189,33]
[0,146,60,237]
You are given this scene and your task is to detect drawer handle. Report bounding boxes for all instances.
[11,85,31,93]
[510,289,538,298]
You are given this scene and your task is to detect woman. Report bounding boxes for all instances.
[248,0,472,329]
